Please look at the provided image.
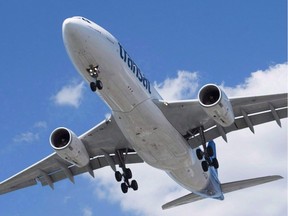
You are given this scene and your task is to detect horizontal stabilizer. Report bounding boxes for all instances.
[162,175,282,210]
[221,175,282,193]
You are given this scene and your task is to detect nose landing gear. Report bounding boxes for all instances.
[86,65,103,92]
[90,80,103,92]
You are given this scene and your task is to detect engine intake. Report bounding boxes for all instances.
[199,84,221,106]
[198,84,235,127]
[50,128,70,148]
[50,127,90,167]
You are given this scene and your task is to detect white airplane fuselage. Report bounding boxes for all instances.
[62,17,223,199]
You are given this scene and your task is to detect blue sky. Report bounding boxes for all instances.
[0,1,287,216]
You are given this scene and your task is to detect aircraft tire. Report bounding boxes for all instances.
[115,171,122,182]
[212,158,219,169]
[196,149,203,160]
[124,168,132,179]
[201,161,209,172]
[121,183,128,193]
[90,82,97,92]
[96,80,103,90]
[131,180,138,191]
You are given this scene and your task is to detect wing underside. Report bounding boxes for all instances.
[1,93,287,196]
[159,93,286,210]
[0,151,142,195]
[0,116,143,195]
[155,93,288,148]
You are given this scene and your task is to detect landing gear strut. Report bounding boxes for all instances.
[114,149,138,193]
[195,126,219,172]
[86,65,103,92]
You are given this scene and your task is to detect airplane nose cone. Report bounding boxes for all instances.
[62,17,86,51]
[62,17,73,29]
[62,18,78,40]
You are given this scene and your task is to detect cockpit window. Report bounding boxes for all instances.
[81,17,91,24]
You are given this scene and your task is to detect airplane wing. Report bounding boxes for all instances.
[0,115,143,195]
[154,93,288,148]
[162,175,283,210]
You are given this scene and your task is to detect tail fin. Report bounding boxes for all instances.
[162,175,282,210]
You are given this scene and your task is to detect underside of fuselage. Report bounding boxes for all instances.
[0,16,285,212]
[62,16,222,198]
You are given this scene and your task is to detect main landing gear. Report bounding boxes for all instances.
[114,150,138,193]
[196,147,219,172]
[195,126,219,172]
[86,65,103,92]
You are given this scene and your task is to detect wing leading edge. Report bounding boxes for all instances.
[154,93,287,148]
[0,116,143,195]
[162,175,283,210]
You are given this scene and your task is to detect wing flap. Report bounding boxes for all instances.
[162,175,283,210]
[231,93,287,117]
[0,151,143,194]
[155,93,287,144]
[0,179,38,195]
[0,153,59,194]
[39,152,143,187]
[0,115,143,195]
[187,107,287,148]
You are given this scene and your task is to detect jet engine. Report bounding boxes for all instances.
[198,84,235,127]
[50,127,90,167]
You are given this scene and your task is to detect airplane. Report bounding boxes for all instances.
[0,16,287,210]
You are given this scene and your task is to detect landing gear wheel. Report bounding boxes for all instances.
[124,168,132,179]
[121,183,128,194]
[131,180,138,191]
[115,171,122,182]
[196,149,203,160]
[96,80,103,90]
[87,65,103,92]
[201,161,209,172]
[212,158,219,169]
[115,149,139,194]
[90,82,97,92]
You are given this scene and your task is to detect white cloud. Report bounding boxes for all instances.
[52,81,85,108]
[33,121,47,129]
[13,131,39,143]
[82,207,93,216]
[63,196,72,204]
[13,121,47,144]
[84,63,287,216]
[221,63,288,97]
[154,70,199,100]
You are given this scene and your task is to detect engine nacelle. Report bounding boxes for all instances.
[198,84,235,127]
[50,127,90,167]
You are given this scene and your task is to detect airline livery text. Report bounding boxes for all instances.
[118,43,151,94]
